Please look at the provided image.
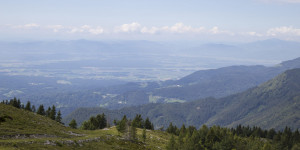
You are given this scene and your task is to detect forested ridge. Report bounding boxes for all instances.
[64,68,300,131]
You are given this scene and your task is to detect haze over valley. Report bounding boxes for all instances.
[1,0,300,149]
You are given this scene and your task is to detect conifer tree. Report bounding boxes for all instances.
[50,105,56,120]
[178,124,186,149]
[37,105,45,116]
[96,113,106,129]
[117,115,128,134]
[145,117,153,130]
[132,114,143,128]
[166,135,176,150]
[69,119,77,129]
[17,98,21,108]
[46,107,51,117]
[25,101,32,111]
[129,121,137,141]
[56,110,62,123]
[31,105,36,113]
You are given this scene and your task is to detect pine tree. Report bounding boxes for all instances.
[96,113,106,129]
[178,124,186,149]
[130,121,137,141]
[31,105,36,113]
[37,105,45,116]
[167,122,177,135]
[50,105,56,120]
[17,98,21,108]
[10,97,21,108]
[69,119,77,129]
[56,110,62,123]
[46,107,51,118]
[132,114,143,128]
[117,115,127,134]
[166,135,176,150]
[25,101,32,111]
[145,117,153,130]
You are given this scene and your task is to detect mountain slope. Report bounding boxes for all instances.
[153,57,300,101]
[0,104,171,150]
[63,97,222,129]
[207,68,300,129]
[64,68,300,130]
[0,104,75,137]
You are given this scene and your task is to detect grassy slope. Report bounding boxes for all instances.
[0,104,170,150]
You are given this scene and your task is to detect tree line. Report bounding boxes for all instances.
[114,114,154,141]
[72,113,154,142]
[1,97,62,124]
[166,123,300,150]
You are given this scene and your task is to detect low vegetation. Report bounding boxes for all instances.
[0,103,171,149]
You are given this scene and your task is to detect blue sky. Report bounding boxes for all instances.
[1,0,300,42]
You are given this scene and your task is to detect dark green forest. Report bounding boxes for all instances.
[165,123,300,150]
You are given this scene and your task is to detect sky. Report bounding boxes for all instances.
[0,0,300,42]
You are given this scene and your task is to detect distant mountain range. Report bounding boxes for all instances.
[64,68,300,130]
[81,57,300,110]
[11,56,299,117]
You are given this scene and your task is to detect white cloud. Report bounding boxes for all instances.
[24,23,40,28]
[68,25,104,35]
[81,25,91,30]
[129,22,205,34]
[161,23,205,33]
[141,27,159,34]
[4,22,300,41]
[46,25,64,32]
[88,26,104,35]
[267,26,300,36]
[242,31,264,37]
[115,22,141,33]
[13,23,40,29]
[209,26,234,35]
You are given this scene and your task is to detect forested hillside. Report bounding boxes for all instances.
[207,68,300,129]
[64,68,300,130]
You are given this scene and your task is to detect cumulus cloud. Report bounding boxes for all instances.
[141,27,159,34]
[5,23,105,35]
[69,25,104,35]
[46,25,64,32]
[161,23,205,33]
[209,26,234,35]
[267,26,300,36]
[88,27,104,35]
[242,31,264,37]
[4,22,300,40]
[13,23,40,29]
[24,23,40,28]
[115,22,141,33]
[121,22,205,34]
